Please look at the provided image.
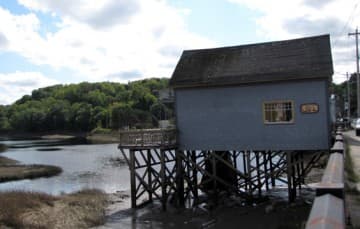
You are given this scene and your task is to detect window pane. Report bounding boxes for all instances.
[263,101,294,124]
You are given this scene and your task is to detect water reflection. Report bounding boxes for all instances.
[0,139,129,195]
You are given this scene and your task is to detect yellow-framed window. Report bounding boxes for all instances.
[263,100,294,124]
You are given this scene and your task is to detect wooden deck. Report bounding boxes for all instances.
[118,128,177,149]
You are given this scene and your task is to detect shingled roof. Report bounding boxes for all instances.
[169,35,333,88]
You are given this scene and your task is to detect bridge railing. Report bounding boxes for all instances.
[305,132,345,229]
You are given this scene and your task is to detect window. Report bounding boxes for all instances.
[263,100,294,124]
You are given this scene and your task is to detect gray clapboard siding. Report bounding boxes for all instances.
[175,79,330,150]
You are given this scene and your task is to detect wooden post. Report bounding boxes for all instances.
[263,151,269,191]
[246,151,252,195]
[291,153,297,199]
[243,151,248,192]
[286,151,295,202]
[300,152,305,184]
[211,151,218,203]
[191,150,198,205]
[176,149,185,207]
[130,149,136,208]
[147,149,152,202]
[232,151,238,190]
[160,149,166,210]
[185,150,191,205]
[269,151,276,187]
[255,152,262,196]
[295,152,301,190]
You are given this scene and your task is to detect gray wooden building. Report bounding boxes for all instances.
[170,34,333,151]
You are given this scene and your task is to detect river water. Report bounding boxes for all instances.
[0,139,130,195]
[0,138,287,197]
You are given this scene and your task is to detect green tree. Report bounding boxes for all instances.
[0,106,10,131]
[1,78,173,132]
[93,106,109,128]
[110,103,135,129]
[150,102,170,121]
[69,102,93,131]
[9,101,46,131]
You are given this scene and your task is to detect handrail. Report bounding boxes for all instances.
[119,128,177,147]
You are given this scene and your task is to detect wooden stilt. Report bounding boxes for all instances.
[211,151,218,203]
[255,152,262,196]
[130,149,136,208]
[269,151,276,187]
[246,151,252,195]
[191,150,198,205]
[263,151,269,191]
[291,154,297,199]
[286,152,294,202]
[121,142,326,209]
[300,152,305,183]
[176,150,184,207]
[295,153,301,190]
[147,149,153,201]
[160,149,166,210]
[243,151,248,192]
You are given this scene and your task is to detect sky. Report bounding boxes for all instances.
[0,0,359,104]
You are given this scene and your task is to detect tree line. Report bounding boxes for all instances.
[330,73,357,118]
[0,78,173,133]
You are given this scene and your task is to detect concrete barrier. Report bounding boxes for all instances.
[306,133,345,229]
[305,194,345,229]
[315,153,344,198]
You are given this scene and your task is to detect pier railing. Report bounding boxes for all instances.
[119,128,177,148]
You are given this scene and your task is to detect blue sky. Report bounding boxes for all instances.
[0,0,358,104]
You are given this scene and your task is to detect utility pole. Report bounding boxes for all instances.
[349,27,360,116]
[347,72,351,119]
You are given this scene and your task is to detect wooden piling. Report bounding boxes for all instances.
[176,150,185,207]
[263,151,269,191]
[130,149,136,208]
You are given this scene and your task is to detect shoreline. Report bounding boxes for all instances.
[0,131,120,144]
[0,131,87,141]
[0,155,62,183]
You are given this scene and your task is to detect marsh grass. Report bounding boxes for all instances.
[0,164,62,183]
[0,191,57,228]
[345,144,359,183]
[0,189,107,228]
[0,156,18,166]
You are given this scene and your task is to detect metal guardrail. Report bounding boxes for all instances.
[119,128,177,147]
[305,133,345,229]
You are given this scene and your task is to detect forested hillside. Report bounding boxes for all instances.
[0,78,172,132]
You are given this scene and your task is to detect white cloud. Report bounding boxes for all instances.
[0,32,8,50]
[0,0,215,86]
[18,0,141,29]
[228,0,359,83]
[0,71,58,104]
